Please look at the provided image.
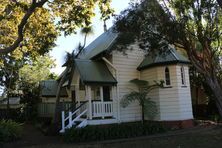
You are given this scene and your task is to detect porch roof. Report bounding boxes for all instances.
[75,59,117,85]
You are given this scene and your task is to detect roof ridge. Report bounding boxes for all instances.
[169,48,179,61]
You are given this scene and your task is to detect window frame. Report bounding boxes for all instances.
[165,67,171,86]
[181,66,186,86]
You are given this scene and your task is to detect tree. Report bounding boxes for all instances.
[18,55,56,120]
[0,0,114,56]
[19,55,56,89]
[76,25,94,57]
[53,25,94,129]
[80,25,94,49]
[53,51,76,128]
[0,1,58,59]
[0,55,22,117]
[115,0,222,116]
[121,79,163,124]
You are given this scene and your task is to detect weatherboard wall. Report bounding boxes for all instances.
[140,67,161,120]
[176,65,193,120]
[156,65,193,121]
[112,45,145,122]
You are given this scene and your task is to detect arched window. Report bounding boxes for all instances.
[165,67,171,86]
[181,66,186,85]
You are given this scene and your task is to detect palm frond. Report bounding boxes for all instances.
[130,79,148,87]
[121,79,163,121]
[121,91,141,107]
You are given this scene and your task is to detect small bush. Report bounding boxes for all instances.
[0,120,22,142]
[63,122,167,142]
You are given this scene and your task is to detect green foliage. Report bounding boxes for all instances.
[0,1,58,60]
[63,122,167,142]
[0,120,22,142]
[18,55,56,121]
[19,55,56,89]
[0,0,114,57]
[49,0,114,35]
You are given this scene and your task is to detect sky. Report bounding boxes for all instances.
[50,0,131,75]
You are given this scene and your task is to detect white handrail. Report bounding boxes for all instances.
[60,102,88,133]
[70,109,87,126]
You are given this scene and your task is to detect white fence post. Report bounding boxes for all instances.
[68,111,72,127]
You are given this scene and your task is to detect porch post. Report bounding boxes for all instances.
[75,85,80,106]
[88,85,92,120]
[111,86,115,116]
[100,86,104,119]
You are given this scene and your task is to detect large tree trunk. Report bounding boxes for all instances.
[205,75,222,116]
[52,68,69,130]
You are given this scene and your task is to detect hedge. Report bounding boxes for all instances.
[63,122,167,142]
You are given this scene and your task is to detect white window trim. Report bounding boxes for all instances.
[164,67,171,87]
[181,66,186,86]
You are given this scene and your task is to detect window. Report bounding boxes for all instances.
[181,66,186,85]
[165,67,171,86]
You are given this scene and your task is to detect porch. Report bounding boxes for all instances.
[60,59,118,132]
[60,85,117,132]
[38,100,114,119]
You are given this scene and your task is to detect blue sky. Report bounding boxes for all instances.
[50,0,131,75]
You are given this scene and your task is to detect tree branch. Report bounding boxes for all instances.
[0,0,48,54]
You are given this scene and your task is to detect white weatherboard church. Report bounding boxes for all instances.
[56,29,193,133]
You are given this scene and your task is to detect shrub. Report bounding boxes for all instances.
[63,122,167,142]
[0,120,22,142]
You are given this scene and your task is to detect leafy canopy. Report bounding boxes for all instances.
[19,55,56,89]
[0,1,58,59]
[0,0,114,56]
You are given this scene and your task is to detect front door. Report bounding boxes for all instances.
[103,86,110,101]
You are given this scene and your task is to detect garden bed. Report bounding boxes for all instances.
[63,122,167,142]
[0,120,22,143]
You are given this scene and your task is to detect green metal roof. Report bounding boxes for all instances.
[137,48,190,70]
[79,28,118,59]
[40,80,68,97]
[75,59,117,85]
